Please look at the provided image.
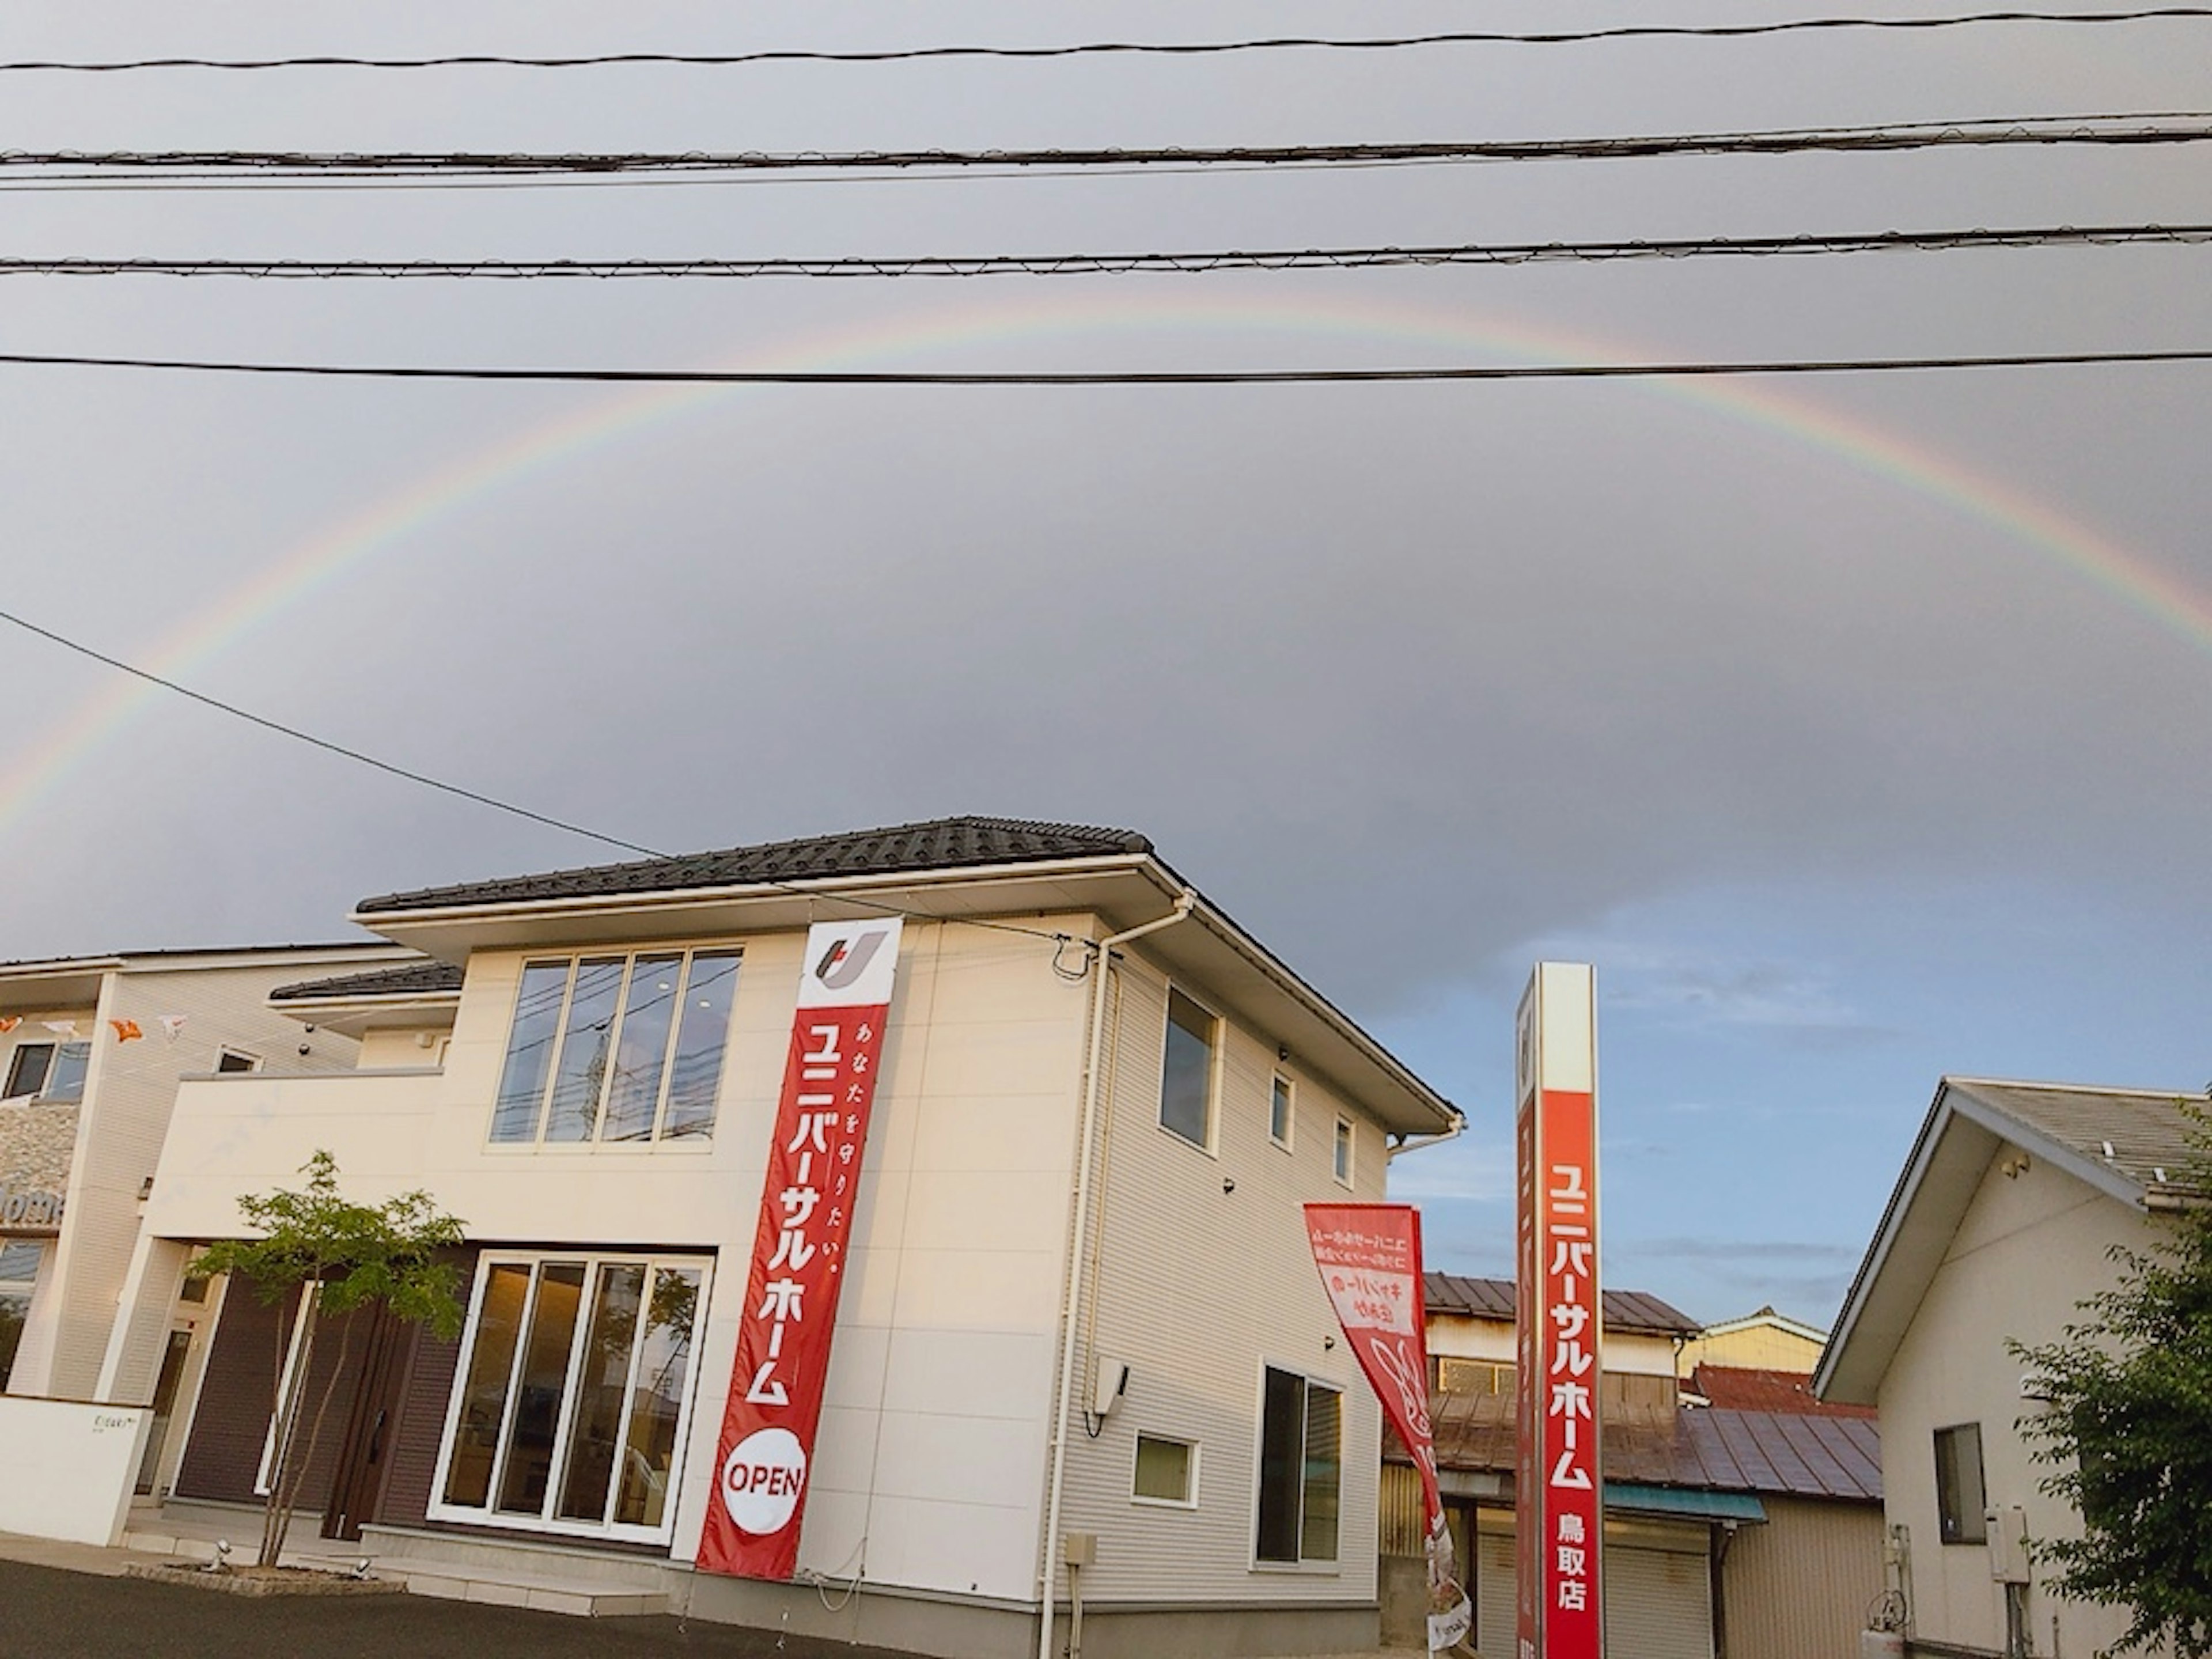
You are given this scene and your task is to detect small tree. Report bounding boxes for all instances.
[190,1152,465,1568]
[2009,1106,2212,1658]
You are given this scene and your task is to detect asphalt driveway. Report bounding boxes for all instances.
[0,1557,925,1659]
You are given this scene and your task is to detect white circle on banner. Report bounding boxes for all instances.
[722,1427,808,1535]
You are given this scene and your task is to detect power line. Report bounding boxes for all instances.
[0,604,1085,946]
[0,604,665,857]
[3,12,2208,71]
[0,345,2206,384]
[7,116,2211,179]
[4,225,2203,281]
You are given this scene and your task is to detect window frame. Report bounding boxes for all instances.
[3,1040,90,1103]
[1252,1362,1343,1571]
[1131,1432,1200,1510]
[487,946,742,1150]
[1269,1073,1296,1151]
[426,1249,714,1546]
[1157,984,1222,1153]
[1934,1421,1988,1544]
[215,1048,262,1075]
[1333,1116,1355,1188]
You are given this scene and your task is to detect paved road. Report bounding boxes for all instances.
[0,1556,925,1659]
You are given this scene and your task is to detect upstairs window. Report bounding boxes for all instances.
[3,1041,89,1103]
[1334,1118,1355,1187]
[1270,1075,1294,1149]
[1160,988,1218,1150]
[490,949,741,1145]
[1934,1422,1988,1544]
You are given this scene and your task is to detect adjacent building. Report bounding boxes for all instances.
[107,817,1461,1657]
[1817,1077,2203,1659]
[1381,1272,1885,1659]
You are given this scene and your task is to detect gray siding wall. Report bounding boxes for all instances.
[1052,948,1387,1609]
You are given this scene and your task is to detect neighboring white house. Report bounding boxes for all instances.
[1816,1077,2204,1659]
[110,817,1462,1658]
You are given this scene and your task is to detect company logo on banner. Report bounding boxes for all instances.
[1305,1203,1472,1658]
[1515,962,1603,1659]
[696,918,902,1582]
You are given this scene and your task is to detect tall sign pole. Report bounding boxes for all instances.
[1515,963,1602,1659]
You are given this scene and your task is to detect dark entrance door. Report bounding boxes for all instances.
[322,1304,414,1541]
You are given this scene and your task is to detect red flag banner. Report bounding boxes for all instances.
[696,918,903,1581]
[1305,1203,1472,1656]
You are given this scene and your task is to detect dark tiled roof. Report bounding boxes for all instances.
[1944,1077,2207,1198]
[1691,1365,1877,1419]
[271,961,465,1002]
[354,816,1155,916]
[1425,1272,1700,1337]
[1407,1390,1882,1502]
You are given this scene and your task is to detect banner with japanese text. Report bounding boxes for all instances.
[1304,1203,1472,1657]
[1514,962,1603,1659]
[696,918,902,1581]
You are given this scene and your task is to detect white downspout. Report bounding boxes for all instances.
[1037,891,1196,1659]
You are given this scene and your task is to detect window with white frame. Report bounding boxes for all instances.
[1159,987,1218,1149]
[489,948,741,1145]
[215,1048,260,1074]
[1256,1365,1340,1565]
[1270,1074,1296,1149]
[1333,1117,1354,1187]
[3,1041,89,1103]
[433,1253,709,1541]
[1133,1433,1198,1506]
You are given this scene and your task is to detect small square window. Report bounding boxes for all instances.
[4,1042,89,1103]
[1934,1422,1987,1544]
[1333,1118,1354,1187]
[1160,988,1218,1150]
[215,1049,260,1074]
[1133,1434,1197,1506]
[1270,1075,1294,1148]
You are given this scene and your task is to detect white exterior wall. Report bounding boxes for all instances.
[356,1025,453,1069]
[1428,1310,1677,1377]
[16,961,367,1402]
[1054,948,1385,1610]
[142,919,1096,1604]
[1878,1151,2144,1659]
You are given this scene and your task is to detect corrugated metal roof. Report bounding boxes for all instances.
[1425,1271,1699,1336]
[1691,1365,1877,1419]
[1943,1077,2206,1196]
[354,816,1153,915]
[1410,1390,1881,1502]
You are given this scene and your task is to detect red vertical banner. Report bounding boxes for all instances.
[1515,963,1603,1659]
[1304,1204,1472,1657]
[696,918,903,1582]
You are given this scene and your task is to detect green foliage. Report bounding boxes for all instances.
[190,1150,467,1338]
[2009,1106,2212,1659]
[186,1151,465,1565]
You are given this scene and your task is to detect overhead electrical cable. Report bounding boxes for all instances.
[6,116,2212,179]
[0,605,1086,944]
[3,226,2203,281]
[3,11,2209,71]
[0,346,2205,384]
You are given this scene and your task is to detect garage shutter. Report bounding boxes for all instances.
[1469,1516,1710,1659]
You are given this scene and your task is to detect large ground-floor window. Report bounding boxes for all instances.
[429,1251,711,1544]
[1256,1363,1341,1566]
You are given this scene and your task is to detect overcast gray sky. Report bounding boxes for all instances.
[1,2,2207,1322]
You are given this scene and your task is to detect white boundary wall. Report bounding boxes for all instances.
[0,1396,150,1544]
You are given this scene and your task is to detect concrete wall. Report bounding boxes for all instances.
[0,1396,150,1544]
[1878,1149,2143,1659]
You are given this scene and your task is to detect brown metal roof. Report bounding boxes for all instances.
[1408,1389,1881,1502]
[1691,1365,1877,1419]
[1425,1272,1699,1336]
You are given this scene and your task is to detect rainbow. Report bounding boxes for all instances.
[3,287,2206,843]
